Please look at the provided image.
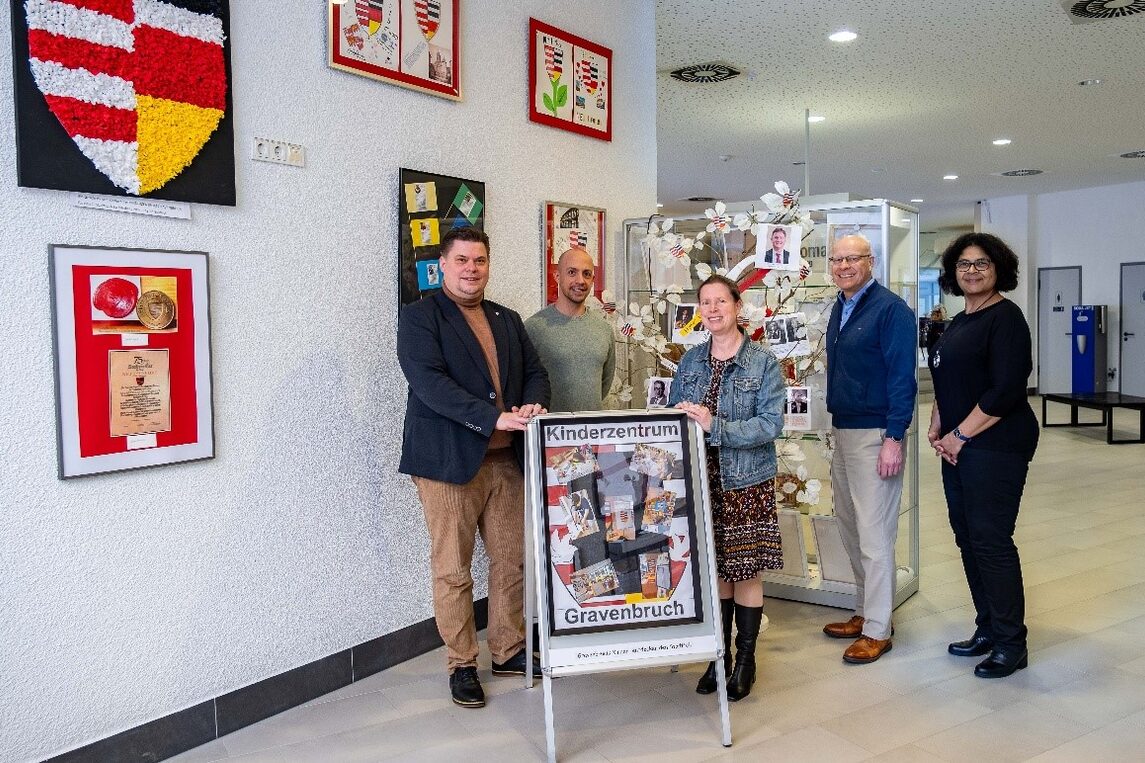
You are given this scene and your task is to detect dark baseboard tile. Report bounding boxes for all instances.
[39,599,489,763]
[215,650,352,736]
[355,596,489,679]
[42,701,215,763]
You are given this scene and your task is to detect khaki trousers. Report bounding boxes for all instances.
[831,428,904,640]
[413,450,525,672]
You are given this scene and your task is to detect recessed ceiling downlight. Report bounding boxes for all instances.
[1078,78,1103,86]
[807,115,826,123]
[669,63,741,84]
[910,198,924,203]
[1070,0,1145,20]
[943,174,959,180]
[1001,169,1044,176]
[829,30,857,42]
[993,138,1012,146]
[1119,150,1145,158]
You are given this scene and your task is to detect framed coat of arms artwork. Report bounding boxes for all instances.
[329,0,461,101]
[9,0,236,205]
[528,17,612,141]
[543,201,605,305]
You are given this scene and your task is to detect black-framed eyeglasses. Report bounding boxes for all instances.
[827,255,871,266]
[955,259,993,272]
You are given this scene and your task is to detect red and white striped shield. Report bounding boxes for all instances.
[544,42,563,83]
[355,0,383,36]
[413,0,440,41]
[579,59,599,94]
[23,0,228,196]
[568,230,587,249]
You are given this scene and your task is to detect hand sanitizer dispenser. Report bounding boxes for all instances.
[1071,305,1107,394]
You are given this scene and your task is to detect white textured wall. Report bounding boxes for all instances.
[0,2,656,759]
[982,180,1145,387]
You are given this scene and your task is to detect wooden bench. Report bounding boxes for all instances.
[1041,392,1145,445]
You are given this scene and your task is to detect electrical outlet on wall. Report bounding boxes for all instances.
[252,137,305,167]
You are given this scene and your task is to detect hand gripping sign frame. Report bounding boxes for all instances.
[523,410,731,761]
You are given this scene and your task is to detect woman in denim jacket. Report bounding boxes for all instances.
[669,275,785,701]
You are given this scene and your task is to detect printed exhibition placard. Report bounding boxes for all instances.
[538,414,704,635]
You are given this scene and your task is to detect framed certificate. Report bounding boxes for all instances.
[49,245,214,478]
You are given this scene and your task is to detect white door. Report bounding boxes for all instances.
[1121,263,1145,397]
[1037,267,1081,394]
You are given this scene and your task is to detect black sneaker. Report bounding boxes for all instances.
[449,666,485,707]
[491,649,541,676]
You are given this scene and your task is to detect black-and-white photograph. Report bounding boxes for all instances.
[784,385,811,431]
[646,377,671,408]
[757,224,801,272]
[763,312,812,358]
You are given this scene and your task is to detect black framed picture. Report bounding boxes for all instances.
[398,168,485,309]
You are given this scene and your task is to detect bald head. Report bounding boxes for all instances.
[554,248,595,315]
[558,248,594,270]
[830,235,875,298]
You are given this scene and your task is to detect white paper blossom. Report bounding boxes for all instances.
[733,209,768,237]
[704,201,732,234]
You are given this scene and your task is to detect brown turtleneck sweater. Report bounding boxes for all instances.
[443,285,512,451]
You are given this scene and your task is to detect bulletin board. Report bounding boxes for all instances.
[398,167,485,309]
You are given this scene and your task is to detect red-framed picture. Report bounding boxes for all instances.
[543,201,605,305]
[528,18,612,141]
[49,245,214,478]
[328,0,461,101]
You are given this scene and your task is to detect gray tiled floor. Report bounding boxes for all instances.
[172,402,1145,761]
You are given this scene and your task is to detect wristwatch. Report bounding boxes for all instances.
[886,434,903,443]
[952,427,972,442]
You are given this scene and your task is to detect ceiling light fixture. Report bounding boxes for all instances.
[943,174,958,180]
[992,138,1012,146]
[910,198,924,203]
[656,203,664,208]
[829,30,857,42]
[1119,150,1145,158]
[1078,78,1103,86]
[807,115,826,123]
[1001,169,1044,176]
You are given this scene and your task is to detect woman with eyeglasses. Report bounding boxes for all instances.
[928,232,1039,679]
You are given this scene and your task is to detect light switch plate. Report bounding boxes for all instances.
[252,137,304,167]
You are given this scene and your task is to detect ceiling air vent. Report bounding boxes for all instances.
[1067,0,1145,19]
[1119,150,1145,158]
[1000,169,1044,177]
[669,62,740,84]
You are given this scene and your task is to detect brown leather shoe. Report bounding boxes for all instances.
[823,615,864,639]
[843,636,893,664]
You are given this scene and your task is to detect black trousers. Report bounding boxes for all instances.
[941,447,1031,652]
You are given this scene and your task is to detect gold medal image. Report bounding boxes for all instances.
[137,289,176,330]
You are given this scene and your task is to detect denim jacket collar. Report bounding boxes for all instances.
[695,330,751,369]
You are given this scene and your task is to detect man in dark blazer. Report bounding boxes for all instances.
[397,226,550,709]
[763,226,792,265]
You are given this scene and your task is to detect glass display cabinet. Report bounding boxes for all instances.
[618,198,920,609]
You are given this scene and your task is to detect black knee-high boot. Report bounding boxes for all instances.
[695,598,734,694]
[727,604,763,701]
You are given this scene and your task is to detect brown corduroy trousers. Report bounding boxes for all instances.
[413,449,526,673]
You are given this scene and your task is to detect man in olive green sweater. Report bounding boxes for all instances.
[525,248,616,412]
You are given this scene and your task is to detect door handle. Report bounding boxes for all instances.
[1126,331,1136,340]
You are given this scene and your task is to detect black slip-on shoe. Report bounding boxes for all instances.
[974,649,1028,679]
[948,634,994,657]
[491,649,541,676]
[449,666,485,707]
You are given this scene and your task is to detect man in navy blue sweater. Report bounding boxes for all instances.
[822,234,917,664]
